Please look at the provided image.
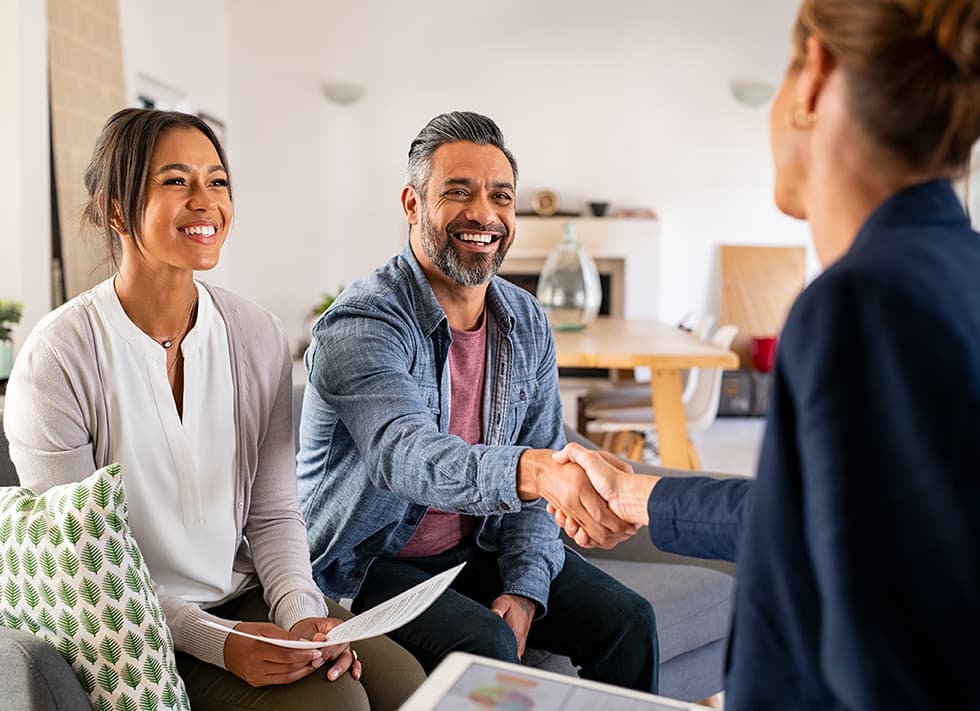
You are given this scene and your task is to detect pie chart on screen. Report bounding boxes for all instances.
[468,686,534,710]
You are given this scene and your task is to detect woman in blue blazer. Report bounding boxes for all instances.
[552,0,980,708]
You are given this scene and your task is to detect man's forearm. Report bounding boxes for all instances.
[515,449,552,500]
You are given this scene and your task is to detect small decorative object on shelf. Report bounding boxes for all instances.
[588,201,609,217]
[530,190,559,216]
[536,223,602,332]
[0,300,23,380]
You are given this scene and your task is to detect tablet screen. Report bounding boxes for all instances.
[435,660,690,711]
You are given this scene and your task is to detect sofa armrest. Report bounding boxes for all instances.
[561,424,745,576]
[0,626,91,711]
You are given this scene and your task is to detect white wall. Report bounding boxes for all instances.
[0,0,52,344]
[117,0,234,286]
[118,0,230,122]
[8,1,817,353]
[223,0,814,349]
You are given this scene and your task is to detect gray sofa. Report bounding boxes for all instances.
[0,389,740,708]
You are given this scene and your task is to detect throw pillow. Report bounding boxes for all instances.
[0,463,190,711]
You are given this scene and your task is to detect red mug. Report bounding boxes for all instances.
[751,336,778,373]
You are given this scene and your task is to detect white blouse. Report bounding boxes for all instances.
[92,278,249,606]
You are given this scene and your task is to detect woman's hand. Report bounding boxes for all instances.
[290,617,362,682]
[223,621,327,687]
[222,618,361,687]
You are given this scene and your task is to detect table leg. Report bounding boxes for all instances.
[649,368,696,470]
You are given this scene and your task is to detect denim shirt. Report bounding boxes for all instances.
[297,244,566,611]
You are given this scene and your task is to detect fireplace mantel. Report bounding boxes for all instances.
[504,216,660,319]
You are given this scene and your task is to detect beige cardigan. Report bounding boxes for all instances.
[3,281,328,668]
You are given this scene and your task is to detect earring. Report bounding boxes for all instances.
[785,105,818,130]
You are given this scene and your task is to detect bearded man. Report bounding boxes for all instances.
[297,112,657,692]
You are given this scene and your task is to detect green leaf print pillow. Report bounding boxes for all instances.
[0,463,190,711]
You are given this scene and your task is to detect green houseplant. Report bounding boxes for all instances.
[294,287,345,359]
[0,300,23,380]
[312,286,345,317]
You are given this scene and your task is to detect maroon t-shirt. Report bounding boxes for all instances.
[398,314,486,557]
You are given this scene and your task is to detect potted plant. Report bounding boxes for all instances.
[312,286,345,318]
[0,300,23,380]
[294,287,345,359]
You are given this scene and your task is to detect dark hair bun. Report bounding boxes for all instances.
[924,0,980,77]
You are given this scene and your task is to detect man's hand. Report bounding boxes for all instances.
[223,618,360,688]
[516,449,637,548]
[547,443,660,548]
[490,594,537,659]
[290,617,362,682]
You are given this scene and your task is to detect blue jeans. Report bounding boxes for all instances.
[353,541,659,693]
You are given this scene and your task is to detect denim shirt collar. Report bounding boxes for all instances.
[399,242,516,337]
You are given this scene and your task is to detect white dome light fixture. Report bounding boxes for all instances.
[321,81,365,106]
[730,80,775,108]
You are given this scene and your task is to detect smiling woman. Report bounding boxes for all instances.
[3,108,425,711]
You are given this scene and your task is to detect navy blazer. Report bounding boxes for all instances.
[648,180,980,709]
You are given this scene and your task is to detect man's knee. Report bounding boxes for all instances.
[620,591,657,632]
[453,611,520,662]
[603,588,658,650]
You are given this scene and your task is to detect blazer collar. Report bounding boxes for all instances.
[854,179,970,250]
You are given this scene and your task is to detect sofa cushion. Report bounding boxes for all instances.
[588,559,733,664]
[0,464,190,711]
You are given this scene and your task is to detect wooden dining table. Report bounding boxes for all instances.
[553,318,740,470]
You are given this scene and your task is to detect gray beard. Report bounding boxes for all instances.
[419,211,509,287]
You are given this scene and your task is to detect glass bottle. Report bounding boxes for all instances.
[536,223,602,331]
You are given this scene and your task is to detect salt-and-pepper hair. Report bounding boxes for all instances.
[406,111,519,198]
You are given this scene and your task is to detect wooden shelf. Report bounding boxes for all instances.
[516,211,582,217]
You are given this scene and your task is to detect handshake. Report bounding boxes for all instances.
[517,442,662,549]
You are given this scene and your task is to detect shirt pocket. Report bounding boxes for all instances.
[507,377,541,442]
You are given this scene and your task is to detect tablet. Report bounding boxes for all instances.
[400,652,712,710]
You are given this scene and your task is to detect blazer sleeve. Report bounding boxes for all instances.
[646,476,751,562]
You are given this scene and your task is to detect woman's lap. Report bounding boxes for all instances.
[176,588,425,711]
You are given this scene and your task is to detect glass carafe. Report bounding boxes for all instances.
[536,223,602,331]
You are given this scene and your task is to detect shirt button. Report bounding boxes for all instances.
[354,569,364,578]
[519,390,526,401]
[501,503,510,511]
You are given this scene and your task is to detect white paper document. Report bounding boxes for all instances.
[201,562,465,650]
